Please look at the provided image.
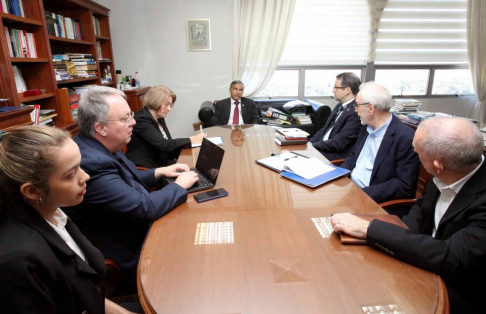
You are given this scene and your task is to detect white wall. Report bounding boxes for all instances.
[98,0,234,138]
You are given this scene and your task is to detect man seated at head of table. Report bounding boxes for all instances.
[331,116,486,313]
[308,72,362,161]
[63,86,199,295]
[340,82,420,204]
[210,80,260,126]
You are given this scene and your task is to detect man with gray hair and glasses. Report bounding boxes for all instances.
[64,86,199,295]
[332,117,486,313]
[340,82,420,204]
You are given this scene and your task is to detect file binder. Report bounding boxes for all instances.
[280,165,350,188]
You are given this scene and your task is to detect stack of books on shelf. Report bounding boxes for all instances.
[39,109,57,126]
[1,0,25,17]
[53,60,77,81]
[274,128,309,146]
[44,10,84,40]
[4,27,37,58]
[67,53,97,78]
[393,99,421,113]
[265,107,294,126]
[294,115,312,125]
[30,106,57,126]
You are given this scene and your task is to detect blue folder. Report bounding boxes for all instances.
[280,166,350,188]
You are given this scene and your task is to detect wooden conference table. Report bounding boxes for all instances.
[137,125,448,314]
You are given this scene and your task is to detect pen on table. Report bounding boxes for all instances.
[290,151,309,158]
[200,125,203,134]
[284,155,299,161]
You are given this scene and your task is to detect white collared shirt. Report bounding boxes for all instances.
[227,99,244,125]
[45,208,86,261]
[351,114,393,188]
[323,98,355,141]
[432,155,484,237]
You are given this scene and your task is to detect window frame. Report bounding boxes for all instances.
[254,62,475,100]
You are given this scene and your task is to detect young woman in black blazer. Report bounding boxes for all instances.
[0,126,136,314]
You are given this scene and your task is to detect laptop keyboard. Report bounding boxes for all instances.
[189,168,212,190]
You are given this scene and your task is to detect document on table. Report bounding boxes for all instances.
[283,157,335,179]
[192,136,225,147]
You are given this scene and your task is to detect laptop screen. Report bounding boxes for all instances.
[195,138,225,184]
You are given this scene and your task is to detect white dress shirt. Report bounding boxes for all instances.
[432,155,484,237]
[46,208,86,262]
[227,99,244,125]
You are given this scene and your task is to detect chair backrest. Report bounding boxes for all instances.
[330,158,345,166]
[198,101,215,128]
[416,162,431,198]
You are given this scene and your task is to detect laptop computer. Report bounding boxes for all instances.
[167,137,225,193]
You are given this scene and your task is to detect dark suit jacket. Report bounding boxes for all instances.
[309,100,361,160]
[211,97,260,126]
[367,160,486,313]
[0,206,105,313]
[126,107,191,168]
[64,134,187,285]
[341,114,420,203]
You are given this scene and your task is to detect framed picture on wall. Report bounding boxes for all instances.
[186,19,211,51]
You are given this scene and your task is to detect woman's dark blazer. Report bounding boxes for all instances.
[126,107,191,168]
[0,206,106,314]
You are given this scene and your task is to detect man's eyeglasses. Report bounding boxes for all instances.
[333,86,347,90]
[353,103,370,109]
[106,111,134,124]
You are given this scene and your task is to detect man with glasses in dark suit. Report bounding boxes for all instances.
[64,86,199,296]
[309,72,362,161]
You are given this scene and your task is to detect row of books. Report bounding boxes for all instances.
[93,16,101,36]
[45,10,84,41]
[4,27,37,58]
[68,93,80,120]
[0,0,24,17]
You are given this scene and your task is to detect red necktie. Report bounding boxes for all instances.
[233,101,240,125]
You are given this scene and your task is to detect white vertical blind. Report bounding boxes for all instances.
[373,0,468,64]
[279,0,373,65]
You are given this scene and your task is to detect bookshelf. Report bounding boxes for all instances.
[0,0,116,134]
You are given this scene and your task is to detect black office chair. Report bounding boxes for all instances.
[198,101,215,128]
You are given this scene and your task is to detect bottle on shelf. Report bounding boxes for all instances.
[116,70,122,89]
[134,71,140,88]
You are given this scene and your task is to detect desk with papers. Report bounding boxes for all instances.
[137,125,448,314]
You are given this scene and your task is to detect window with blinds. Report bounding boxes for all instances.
[373,0,468,64]
[279,0,373,65]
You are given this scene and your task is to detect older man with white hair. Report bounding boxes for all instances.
[332,117,486,313]
[341,82,420,204]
